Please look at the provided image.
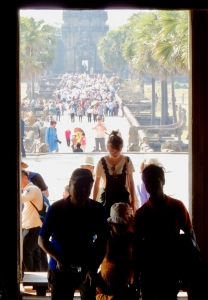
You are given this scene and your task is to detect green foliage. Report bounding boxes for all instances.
[20,16,57,81]
[97,27,128,75]
[174,82,188,89]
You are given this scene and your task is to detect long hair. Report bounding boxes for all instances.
[107,130,123,150]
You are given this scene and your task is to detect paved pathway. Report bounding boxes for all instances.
[21,85,190,213]
[55,112,130,153]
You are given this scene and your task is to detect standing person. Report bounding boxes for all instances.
[45,120,60,153]
[21,169,43,273]
[21,118,26,158]
[96,203,135,300]
[120,102,125,117]
[97,104,105,121]
[71,134,78,151]
[38,168,108,300]
[92,106,98,122]
[77,106,83,122]
[69,105,75,122]
[33,118,41,138]
[87,106,93,122]
[93,130,138,218]
[80,132,86,152]
[73,142,83,152]
[80,156,95,177]
[65,128,71,147]
[21,161,49,271]
[136,158,165,207]
[92,116,107,152]
[55,104,61,121]
[133,164,197,300]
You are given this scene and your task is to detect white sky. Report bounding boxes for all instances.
[19,9,144,28]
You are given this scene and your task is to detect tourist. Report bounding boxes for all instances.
[77,106,83,122]
[38,168,108,300]
[87,106,93,122]
[21,169,43,273]
[73,142,83,152]
[96,202,135,300]
[92,116,107,152]
[69,105,75,122]
[133,164,197,300]
[80,132,86,152]
[136,157,165,207]
[71,134,78,151]
[93,130,138,218]
[21,161,49,271]
[45,120,60,153]
[65,128,71,147]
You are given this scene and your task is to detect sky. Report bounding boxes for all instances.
[19,9,144,28]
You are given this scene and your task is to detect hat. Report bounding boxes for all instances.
[70,168,94,181]
[21,161,29,169]
[144,158,161,166]
[81,156,95,167]
[107,203,133,225]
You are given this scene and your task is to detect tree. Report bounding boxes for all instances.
[98,27,127,76]
[20,17,57,100]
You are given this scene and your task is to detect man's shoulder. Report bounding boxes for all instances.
[90,199,105,211]
[50,199,65,209]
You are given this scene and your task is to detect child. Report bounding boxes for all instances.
[96,202,136,300]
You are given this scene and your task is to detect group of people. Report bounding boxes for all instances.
[20,129,202,300]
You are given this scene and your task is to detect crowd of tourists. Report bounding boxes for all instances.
[20,128,204,300]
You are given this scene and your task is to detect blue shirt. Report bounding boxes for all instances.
[39,197,108,271]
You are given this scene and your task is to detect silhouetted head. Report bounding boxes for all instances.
[142,165,165,199]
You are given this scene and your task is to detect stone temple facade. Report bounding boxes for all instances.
[61,10,109,74]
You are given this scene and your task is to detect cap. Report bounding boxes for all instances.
[70,168,94,181]
[81,156,95,167]
[107,202,133,225]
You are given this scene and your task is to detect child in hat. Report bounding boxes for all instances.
[96,202,136,300]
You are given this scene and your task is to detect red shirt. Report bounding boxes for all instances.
[65,130,71,140]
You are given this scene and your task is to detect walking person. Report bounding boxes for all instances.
[38,168,108,300]
[92,116,107,152]
[93,130,138,218]
[55,104,61,121]
[133,164,198,300]
[65,128,71,147]
[77,106,83,122]
[80,132,86,152]
[69,105,75,123]
[87,106,93,122]
[92,106,98,122]
[45,120,60,153]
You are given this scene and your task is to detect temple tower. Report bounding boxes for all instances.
[62,10,109,74]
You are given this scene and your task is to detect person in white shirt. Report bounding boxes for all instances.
[92,116,107,152]
[21,169,43,273]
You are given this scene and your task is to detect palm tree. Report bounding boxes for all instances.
[152,10,189,123]
[20,17,57,100]
[98,27,127,76]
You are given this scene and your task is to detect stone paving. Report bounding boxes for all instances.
[23,112,190,213]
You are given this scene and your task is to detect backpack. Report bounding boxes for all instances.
[30,193,50,223]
